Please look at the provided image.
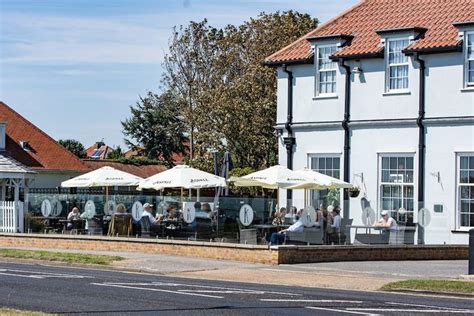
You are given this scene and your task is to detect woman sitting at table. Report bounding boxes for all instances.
[272,207,286,226]
[66,207,81,230]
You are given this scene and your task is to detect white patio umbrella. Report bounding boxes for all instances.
[61,166,143,188]
[138,165,227,190]
[285,168,354,190]
[138,165,226,211]
[228,165,310,189]
[61,166,143,215]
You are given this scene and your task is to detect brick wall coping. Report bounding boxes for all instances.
[274,244,469,250]
[0,233,268,250]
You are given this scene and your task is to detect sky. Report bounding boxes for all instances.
[0,0,358,150]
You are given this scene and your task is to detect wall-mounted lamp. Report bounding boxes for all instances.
[430,171,441,183]
[352,66,363,74]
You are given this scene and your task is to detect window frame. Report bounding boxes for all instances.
[465,32,474,87]
[385,38,410,93]
[456,153,474,229]
[315,44,338,97]
[308,153,342,207]
[378,153,416,223]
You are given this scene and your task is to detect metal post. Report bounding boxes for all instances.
[469,229,474,275]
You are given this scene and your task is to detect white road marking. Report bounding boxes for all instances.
[349,308,474,314]
[109,281,300,296]
[305,306,379,315]
[92,283,223,299]
[179,290,266,294]
[261,299,363,303]
[0,272,44,279]
[0,268,90,279]
[386,301,468,310]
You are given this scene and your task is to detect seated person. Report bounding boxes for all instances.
[141,203,160,227]
[66,207,81,230]
[202,203,213,218]
[326,206,341,244]
[163,204,183,221]
[194,202,209,219]
[374,210,398,231]
[284,206,298,224]
[114,203,127,215]
[266,209,305,245]
[272,207,286,226]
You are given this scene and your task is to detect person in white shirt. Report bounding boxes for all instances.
[142,203,160,225]
[375,210,398,231]
[267,209,305,245]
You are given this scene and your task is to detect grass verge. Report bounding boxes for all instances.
[381,279,474,295]
[0,308,55,315]
[0,249,124,265]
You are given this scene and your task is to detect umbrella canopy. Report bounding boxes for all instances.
[61,166,143,187]
[228,165,310,189]
[138,165,226,190]
[285,168,353,190]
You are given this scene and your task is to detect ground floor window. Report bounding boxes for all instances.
[459,154,474,227]
[309,155,341,207]
[379,155,414,223]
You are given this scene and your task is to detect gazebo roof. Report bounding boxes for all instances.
[0,153,36,179]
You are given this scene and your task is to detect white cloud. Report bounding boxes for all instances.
[1,13,169,65]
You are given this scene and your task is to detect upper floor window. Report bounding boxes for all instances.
[316,45,337,96]
[466,32,474,87]
[386,39,409,92]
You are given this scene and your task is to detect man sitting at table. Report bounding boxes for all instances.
[66,207,81,230]
[374,210,398,231]
[266,209,305,245]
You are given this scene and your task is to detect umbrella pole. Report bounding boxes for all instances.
[304,189,307,208]
[105,186,109,215]
[180,187,183,209]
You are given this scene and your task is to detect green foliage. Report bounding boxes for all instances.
[326,189,340,207]
[58,139,86,158]
[228,167,259,196]
[115,156,164,166]
[0,249,124,265]
[125,11,317,170]
[381,279,474,294]
[122,91,187,168]
[108,146,123,160]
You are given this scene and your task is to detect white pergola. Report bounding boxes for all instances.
[0,153,36,203]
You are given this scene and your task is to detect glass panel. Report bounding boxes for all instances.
[326,158,333,169]
[311,158,318,170]
[398,157,406,170]
[471,186,474,199]
[460,157,469,169]
[382,157,389,169]
[406,171,414,183]
[390,157,397,169]
[470,171,474,184]
[382,170,390,182]
[461,186,470,199]
[333,171,340,179]
[461,200,470,212]
[461,171,469,183]
[470,156,474,169]
[319,158,326,170]
[382,186,391,197]
[470,214,474,227]
[461,213,469,226]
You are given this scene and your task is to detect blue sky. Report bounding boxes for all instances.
[0,0,358,150]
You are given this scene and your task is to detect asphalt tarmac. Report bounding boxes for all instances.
[0,261,472,315]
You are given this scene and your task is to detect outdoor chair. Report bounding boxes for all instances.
[236,218,257,245]
[139,216,151,238]
[107,214,133,237]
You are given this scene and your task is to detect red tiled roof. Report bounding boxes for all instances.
[82,159,166,178]
[266,0,474,63]
[85,144,111,159]
[0,102,89,172]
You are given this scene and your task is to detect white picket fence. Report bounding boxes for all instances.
[0,201,23,233]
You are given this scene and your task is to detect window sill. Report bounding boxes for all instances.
[383,90,411,96]
[451,229,472,234]
[460,87,474,92]
[313,94,338,100]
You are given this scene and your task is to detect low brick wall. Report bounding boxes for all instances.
[0,234,468,265]
[0,233,277,264]
[276,244,469,264]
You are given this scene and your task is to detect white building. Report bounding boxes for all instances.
[266,0,474,244]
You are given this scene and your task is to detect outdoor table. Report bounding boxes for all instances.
[347,225,416,245]
[58,219,85,234]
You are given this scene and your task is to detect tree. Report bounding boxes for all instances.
[58,139,86,158]
[122,91,187,168]
[107,146,123,160]
[162,12,317,170]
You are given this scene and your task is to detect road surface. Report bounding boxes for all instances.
[0,261,472,315]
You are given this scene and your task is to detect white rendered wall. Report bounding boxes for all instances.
[30,171,82,188]
[424,53,474,118]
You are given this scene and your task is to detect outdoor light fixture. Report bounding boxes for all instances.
[352,66,363,74]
